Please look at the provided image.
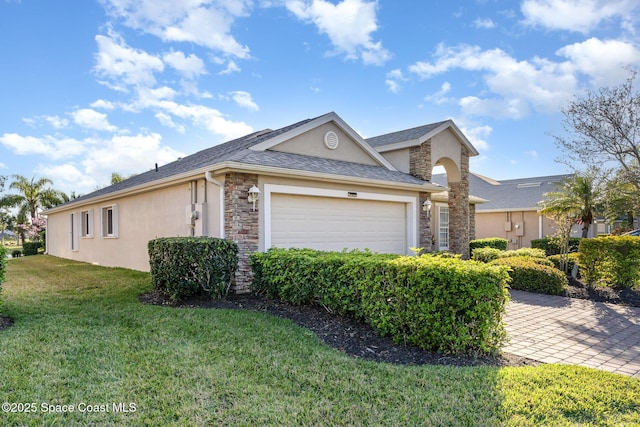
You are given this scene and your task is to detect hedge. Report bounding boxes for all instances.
[23,241,42,256]
[148,237,238,300]
[472,247,548,263]
[251,248,510,355]
[491,256,567,295]
[579,236,640,289]
[531,237,581,256]
[0,246,6,311]
[549,252,580,273]
[470,238,508,252]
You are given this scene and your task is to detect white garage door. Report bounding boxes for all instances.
[270,193,408,253]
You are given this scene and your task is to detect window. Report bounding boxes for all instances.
[70,213,79,251]
[101,205,119,238]
[81,209,93,238]
[438,205,449,251]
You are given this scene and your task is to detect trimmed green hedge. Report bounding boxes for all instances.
[470,238,508,251]
[579,236,640,289]
[0,246,6,311]
[472,247,547,263]
[148,237,238,300]
[531,237,581,256]
[251,248,510,355]
[549,252,580,273]
[23,242,42,256]
[491,256,567,295]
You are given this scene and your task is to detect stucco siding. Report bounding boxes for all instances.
[270,123,380,166]
[46,179,223,271]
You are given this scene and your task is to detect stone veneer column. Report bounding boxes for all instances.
[448,148,470,259]
[410,142,433,252]
[224,172,259,293]
[469,203,476,243]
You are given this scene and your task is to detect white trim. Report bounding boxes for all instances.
[263,184,417,253]
[539,215,543,239]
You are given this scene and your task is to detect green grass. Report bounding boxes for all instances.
[0,256,639,426]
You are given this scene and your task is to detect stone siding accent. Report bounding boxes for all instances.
[448,148,470,259]
[409,141,432,181]
[419,192,433,252]
[469,203,476,242]
[224,172,259,293]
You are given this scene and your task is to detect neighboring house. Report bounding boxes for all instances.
[433,172,593,249]
[43,112,478,291]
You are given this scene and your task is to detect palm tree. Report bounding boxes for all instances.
[539,172,600,239]
[0,175,66,219]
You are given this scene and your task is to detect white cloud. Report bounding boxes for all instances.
[99,0,251,58]
[163,50,207,79]
[94,31,164,90]
[459,123,492,152]
[286,0,390,65]
[385,69,405,93]
[81,133,184,179]
[218,60,241,75]
[229,91,259,111]
[525,149,539,159]
[521,0,638,33]
[44,115,69,129]
[0,162,6,169]
[473,18,496,29]
[72,108,118,132]
[35,163,98,194]
[556,38,640,86]
[0,133,89,159]
[90,99,116,110]
[424,82,453,105]
[406,39,640,119]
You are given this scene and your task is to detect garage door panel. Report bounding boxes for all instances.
[271,194,407,253]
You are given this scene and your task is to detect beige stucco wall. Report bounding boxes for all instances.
[431,130,462,182]
[271,123,380,166]
[475,210,557,249]
[380,148,410,173]
[46,176,223,272]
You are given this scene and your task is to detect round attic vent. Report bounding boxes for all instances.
[324,131,339,150]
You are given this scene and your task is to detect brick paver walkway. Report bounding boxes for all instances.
[504,290,640,378]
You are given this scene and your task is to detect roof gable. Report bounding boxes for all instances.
[249,112,396,169]
[367,119,479,157]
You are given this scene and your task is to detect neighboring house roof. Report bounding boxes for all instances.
[432,173,573,212]
[366,119,480,156]
[45,112,446,213]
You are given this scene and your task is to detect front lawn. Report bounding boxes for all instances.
[0,256,639,426]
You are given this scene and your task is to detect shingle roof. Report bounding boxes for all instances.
[54,114,435,209]
[365,121,448,147]
[432,173,573,211]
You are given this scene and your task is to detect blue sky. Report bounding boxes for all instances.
[1,0,639,195]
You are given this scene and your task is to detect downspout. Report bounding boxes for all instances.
[205,171,225,238]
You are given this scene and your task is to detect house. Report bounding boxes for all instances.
[43,112,479,291]
[433,172,594,249]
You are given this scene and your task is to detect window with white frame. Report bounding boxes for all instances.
[100,205,119,238]
[80,209,93,238]
[438,205,449,251]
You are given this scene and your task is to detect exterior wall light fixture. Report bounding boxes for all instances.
[422,198,432,212]
[248,185,260,211]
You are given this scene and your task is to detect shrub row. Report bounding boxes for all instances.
[531,237,581,256]
[251,248,510,355]
[22,242,42,256]
[490,256,567,295]
[471,247,547,263]
[148,237,238,300]
[470,238,508,252]
[579,236,640,289]
[0,246,6,311]
[548,253,580,274]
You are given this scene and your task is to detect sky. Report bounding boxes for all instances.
[1,0,639,196]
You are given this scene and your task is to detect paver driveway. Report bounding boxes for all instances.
[504,290,640,378]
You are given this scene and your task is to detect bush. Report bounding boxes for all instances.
[470,238,508,252]
[549,252,580,273]
[11,250,22,258]
[148,237,238,300]
[251,248,510,355]
[579,236,640,289]
[472,247,548,264]
[472,247,503,263]
[531,237,581,256]
[22,242,42,256]
[491,256,567,295]
[0,246,6,311]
